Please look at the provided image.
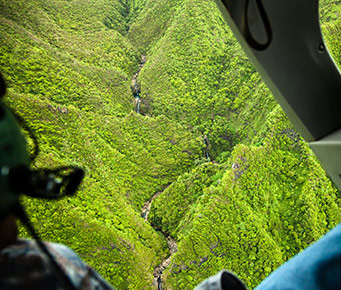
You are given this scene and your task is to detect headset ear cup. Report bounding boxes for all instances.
[0,73,6,98]
[0,104,5,120]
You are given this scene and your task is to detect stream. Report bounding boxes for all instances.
[204,136,211,160]
[141,190,178,289]
[132,58,178,289]
[132,56,213,288]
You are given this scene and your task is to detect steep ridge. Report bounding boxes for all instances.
[156,111,341,289]
[135,0,243,160]
[131,0,341,289]
[0,0,201,288]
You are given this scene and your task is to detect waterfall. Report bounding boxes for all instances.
[135,92,141,114]
[204,136,211,160]
[131,55,146,115]
[132,84,141,114]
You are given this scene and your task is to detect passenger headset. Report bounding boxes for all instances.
[0,73,84,290]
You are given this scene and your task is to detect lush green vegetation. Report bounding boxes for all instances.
[0,0,340,289]
[157,108,341,288]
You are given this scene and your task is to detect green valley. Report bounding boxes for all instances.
[0,0,340,289]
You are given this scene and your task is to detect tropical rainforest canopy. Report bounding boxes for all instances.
[0,0,341,289]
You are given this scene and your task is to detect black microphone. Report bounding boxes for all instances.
[7,166,84,199]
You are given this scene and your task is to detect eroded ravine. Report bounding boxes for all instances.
[133,56,178,289]
[141,189,178,289]
[152,236,178,289]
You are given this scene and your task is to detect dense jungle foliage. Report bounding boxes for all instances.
[0,0,341,289]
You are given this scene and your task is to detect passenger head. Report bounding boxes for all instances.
[0,74,28,249]
[0,73,83,253]
[0,74,30,220]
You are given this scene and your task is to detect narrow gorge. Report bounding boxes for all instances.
[132,56,179,289]
[141,189,178,289]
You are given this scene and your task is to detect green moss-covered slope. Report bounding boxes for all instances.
[7,88,201,288]
[0,0,201,288]
[133,0,275,160]
[0,0,340,289]
[154,108,341,289]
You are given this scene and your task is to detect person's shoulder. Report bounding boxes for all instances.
[46,240,92,274]
[1,239,75,258]
[46,241,84,263]
[0,239,115,289]
[0,239,85,279]
[45,241,115,289]
[1,238,44,258]
[0,239,57,288]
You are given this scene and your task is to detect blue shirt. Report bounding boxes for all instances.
[256,223,341,289]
